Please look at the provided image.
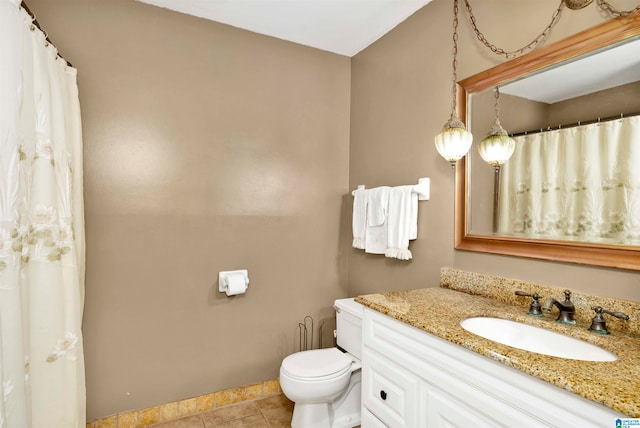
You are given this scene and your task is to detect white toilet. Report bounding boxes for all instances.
[280,298,363,428]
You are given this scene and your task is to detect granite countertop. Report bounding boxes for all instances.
[355,287,640,417]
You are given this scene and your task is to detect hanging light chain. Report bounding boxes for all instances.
[450,0,461,117]
[596,0,640,16]
[463,0,565,59]
[494,86,500,118]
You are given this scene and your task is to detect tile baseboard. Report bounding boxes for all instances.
[88,379,282,428]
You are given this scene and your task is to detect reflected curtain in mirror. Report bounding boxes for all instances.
[498,116,640,245]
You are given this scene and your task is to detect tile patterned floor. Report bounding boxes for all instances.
[149,394,293,428]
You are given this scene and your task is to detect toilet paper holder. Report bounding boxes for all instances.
[218,269,249,296]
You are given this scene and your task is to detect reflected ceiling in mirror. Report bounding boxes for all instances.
[455,13,640,270]
[500,38,640,104]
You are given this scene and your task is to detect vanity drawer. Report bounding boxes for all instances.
[362,348,423,428]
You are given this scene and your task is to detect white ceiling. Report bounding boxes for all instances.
[135,0,432,57]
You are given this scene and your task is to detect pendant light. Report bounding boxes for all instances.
[434,0,473,167]
[477,87,515,171]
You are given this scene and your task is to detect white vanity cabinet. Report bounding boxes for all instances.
[361,308,624,428]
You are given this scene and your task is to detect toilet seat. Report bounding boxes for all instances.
[281,348,353,381]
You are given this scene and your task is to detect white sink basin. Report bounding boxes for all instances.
[460,317,617,362]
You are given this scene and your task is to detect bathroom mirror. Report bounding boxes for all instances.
[455,14,640,270]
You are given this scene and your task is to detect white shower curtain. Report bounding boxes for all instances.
[0,1,86,426]
[498,115,640,245]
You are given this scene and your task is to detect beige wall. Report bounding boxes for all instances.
[550,80,640,124]
[27,0,351,421]
[348,0,640,299]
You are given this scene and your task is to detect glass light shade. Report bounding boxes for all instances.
[478,119,515,169]
[434,117,473,166]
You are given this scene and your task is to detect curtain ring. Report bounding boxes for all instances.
[42,29,50,47]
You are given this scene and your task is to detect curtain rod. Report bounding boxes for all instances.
[20,1,73,68]
[510,111,640,137]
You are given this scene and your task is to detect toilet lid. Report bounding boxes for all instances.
[281,348,352,379]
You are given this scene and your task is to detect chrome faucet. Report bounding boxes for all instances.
[542,289,576,324]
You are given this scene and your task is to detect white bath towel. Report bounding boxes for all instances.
[365,186,390,254]
[385,185,418,260]
[352,188,366,249]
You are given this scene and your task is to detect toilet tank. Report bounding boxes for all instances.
[334,298,364,360]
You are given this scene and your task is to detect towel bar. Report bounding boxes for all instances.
[351,177,430,201]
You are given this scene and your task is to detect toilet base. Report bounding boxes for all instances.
[291,402,331,428]
[290,370,361,428]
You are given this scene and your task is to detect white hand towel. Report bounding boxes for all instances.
[385,185,418,260]
[352,188,366,249]
[409,192,418,240]
[365,187,390,254]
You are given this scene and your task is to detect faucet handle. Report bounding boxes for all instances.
[515,291,543,316]
[563,289,572,302]
[597,306,629,320]
[588,306,630,334]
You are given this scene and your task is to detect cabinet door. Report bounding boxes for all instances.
[425,387,547,428]
[361,407,388,428]
[362,349,424,427]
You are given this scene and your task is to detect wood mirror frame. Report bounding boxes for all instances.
[455,13,640,271]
